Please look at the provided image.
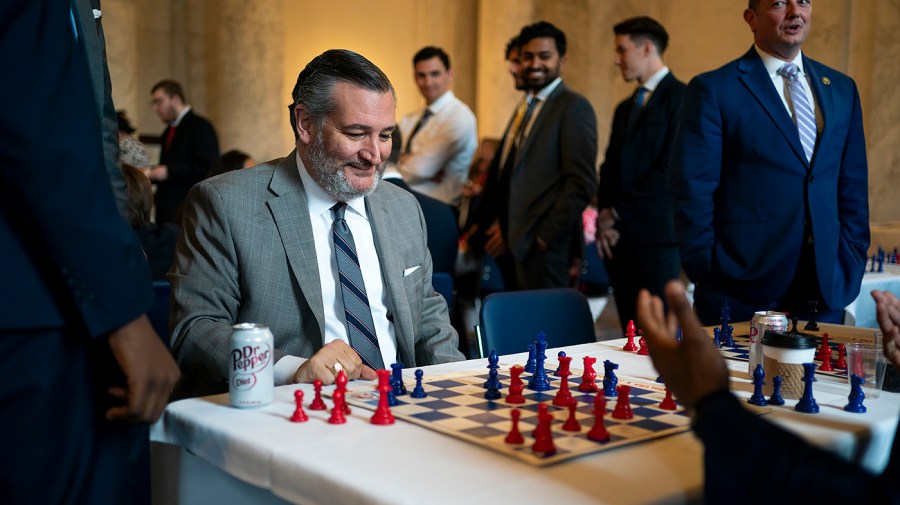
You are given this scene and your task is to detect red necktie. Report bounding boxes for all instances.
[164,125,177,152]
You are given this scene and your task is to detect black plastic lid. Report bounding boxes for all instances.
[762,330,817,349]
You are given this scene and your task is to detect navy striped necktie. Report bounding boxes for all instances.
[778,63,817,162]
[331,202,384,370]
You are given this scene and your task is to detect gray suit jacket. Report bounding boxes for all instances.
[170,152,464,397]
[506,82,598,261]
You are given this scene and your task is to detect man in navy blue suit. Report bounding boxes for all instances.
[0,1,180,503]
[671,0,870,325]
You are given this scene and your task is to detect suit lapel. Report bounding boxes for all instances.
[266,152,326,350]
[365,189,415,366]
[737,48,808,166]
[72,0,103,118]
[803,57,832,169]
[515,82,565,167]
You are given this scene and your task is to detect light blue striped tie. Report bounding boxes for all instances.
[331,203,384,370]
[778,63,817,162]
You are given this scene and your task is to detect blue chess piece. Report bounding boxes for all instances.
[602,360,619,397]
[391,363,407,396]
[524,344,536,373]
[484,367,502,400]
[795,363,820,414]
[724,324,735,347]
[870,254,877,272]
[527,332,551,391]
[747,364,768,406]
[410,369,427,399]
[768,375,785,406]
[484,349,503,389]
[713,328,723,348]
[844,374,866,413]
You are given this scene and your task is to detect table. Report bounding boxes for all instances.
[151,340,899,505]
[845,266,900,328]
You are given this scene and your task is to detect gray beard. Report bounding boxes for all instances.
[307,131,384,202]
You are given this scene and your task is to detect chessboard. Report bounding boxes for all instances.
[342,365,691,467]
[707,321,877,379]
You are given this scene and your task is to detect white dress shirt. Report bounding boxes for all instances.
[398,90,477,207]
[273,154,399,384]
[754,46,819,125]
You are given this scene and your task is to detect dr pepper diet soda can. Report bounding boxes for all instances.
[748,311,788,374]
[229,323,274,408]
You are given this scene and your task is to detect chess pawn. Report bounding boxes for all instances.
[290,390,308,423]
[504,409,525,444]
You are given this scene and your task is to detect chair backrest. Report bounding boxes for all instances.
[478,288,596,357]
[149,280,171,347]
[579,242,610,292]
[431,272,454,309]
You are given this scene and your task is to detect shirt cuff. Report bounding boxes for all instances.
[274,355,306,386]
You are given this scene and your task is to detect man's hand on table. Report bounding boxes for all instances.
[292,340,378,385]
[872,289,900,368]
[637,280,730,410]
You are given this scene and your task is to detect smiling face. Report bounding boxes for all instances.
[414,56,452,105]
[520,36,566,91]
[744,0,812,61]
[296,82,396,201]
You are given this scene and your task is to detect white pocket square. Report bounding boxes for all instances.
[92,9,101,19]
[403,265,421,277]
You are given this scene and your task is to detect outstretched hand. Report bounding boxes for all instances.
[872,289,900,368]
[637,280,730,410]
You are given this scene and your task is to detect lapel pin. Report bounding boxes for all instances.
[822,77,831,85]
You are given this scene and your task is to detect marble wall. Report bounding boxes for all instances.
[103,0,899,222]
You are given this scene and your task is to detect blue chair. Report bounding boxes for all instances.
[432,272,454,309]
[477,288,596,357]
[149,280,171,347]
[579,242,610,295]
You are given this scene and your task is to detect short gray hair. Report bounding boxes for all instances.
[288,49,395,139]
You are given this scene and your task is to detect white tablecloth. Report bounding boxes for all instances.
[151,340,899,505]
[845,267,900,328]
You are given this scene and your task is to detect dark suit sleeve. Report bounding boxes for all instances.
[167,116,220,184]
[695,391,900,503]
[536,95,598,247]
[835,82,870,284]
[597,102,626,211]
[670,76,723,283]
[0,0,152,337]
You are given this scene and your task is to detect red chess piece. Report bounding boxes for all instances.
[623,320,638,351]
[587,393,610,442]
[335,369,351,415]
[506,365,526,404]
[531,403,556,454]
[371,369,395,425]
[504,408,525,444]
[835,344,848,369]
[309,379,327,410]
[819,347,835,371]
[612,385,633,419]
[562,400,581,432]
[637,334,649,356]
[578,356,599,392]
[816,333,831,361]
[290,390,309,422]
[552,356,574,406]
[328,390,347,424]
[659,388,677,410]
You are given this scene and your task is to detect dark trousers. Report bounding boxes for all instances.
[0,329,150,505]
[694,241,844,326]
[515,236,573,290]
[604,237,680,328]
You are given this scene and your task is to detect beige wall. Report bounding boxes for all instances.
[104,0,899,222]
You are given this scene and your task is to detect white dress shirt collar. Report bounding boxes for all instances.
[530,77,563,103]
[294,151,366,219]
[426,90,456,115]
[172,105,192,127]
[641,66,670,93]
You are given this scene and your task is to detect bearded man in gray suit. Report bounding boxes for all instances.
[170,49,464,398]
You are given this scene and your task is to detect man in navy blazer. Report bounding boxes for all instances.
[671,0,869,325]
[0,1,180,502]
[597,16,686,327]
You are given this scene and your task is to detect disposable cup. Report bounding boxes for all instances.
[845,342,887,399]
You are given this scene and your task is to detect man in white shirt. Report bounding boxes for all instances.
[398,46,477,207]
[169,49,464,398]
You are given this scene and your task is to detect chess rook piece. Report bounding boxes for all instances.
[612,385,633,419]
[371,369,395,425]
[659,388,677,410]
[391,363,407,396]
